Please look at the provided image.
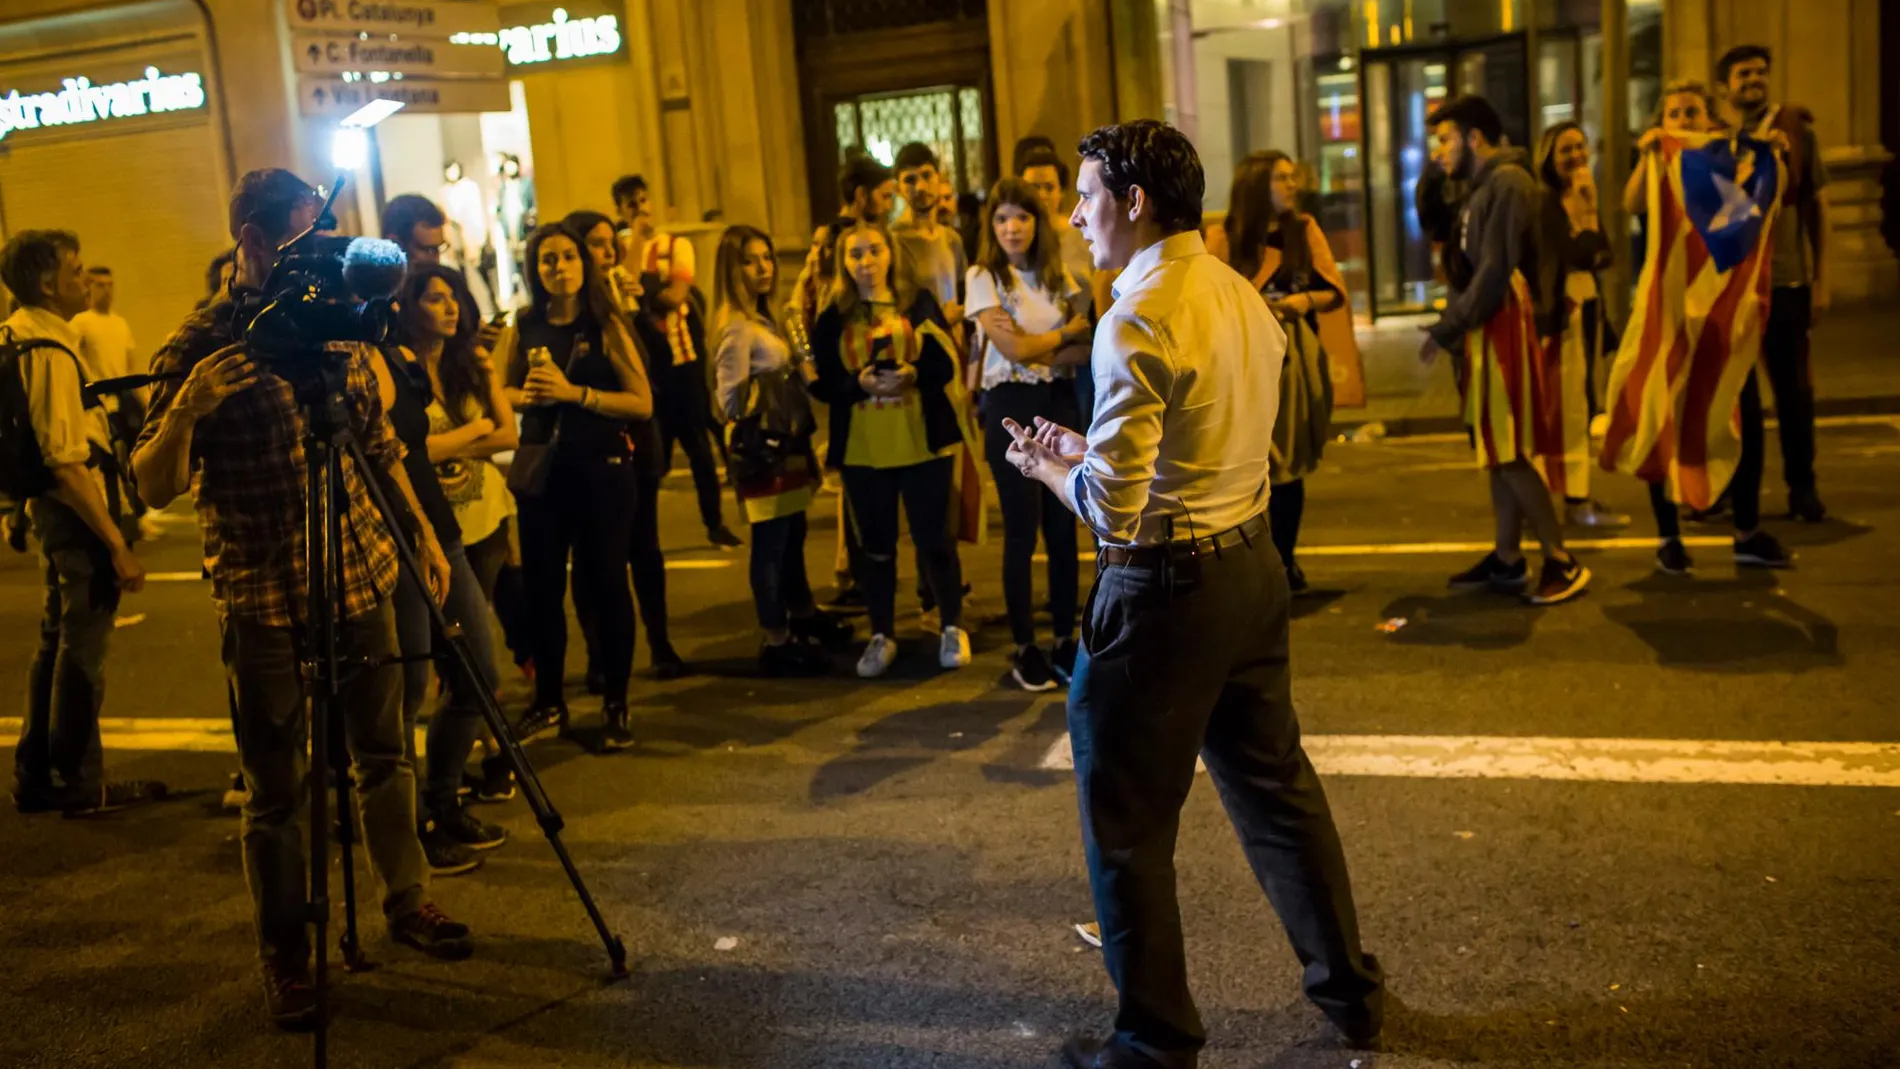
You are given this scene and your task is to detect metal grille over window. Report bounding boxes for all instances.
[958,87,986,193]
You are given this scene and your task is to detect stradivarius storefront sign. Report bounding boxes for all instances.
[450,7,622,66]
[0,68,206,142]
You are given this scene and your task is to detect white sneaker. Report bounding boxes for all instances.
[856,634,897,678]
[939,626,972,669]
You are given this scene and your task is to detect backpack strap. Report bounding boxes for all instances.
[3,331,100,410]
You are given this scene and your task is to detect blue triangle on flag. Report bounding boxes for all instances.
[1678,136,1780,273]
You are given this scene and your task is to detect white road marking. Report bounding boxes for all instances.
[147,558,739,582]
[1042,535,1728,563]
[1038,733,1900,787]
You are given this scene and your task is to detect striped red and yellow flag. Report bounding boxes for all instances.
[1599,130,1784,510]
[1465,271,1557,472]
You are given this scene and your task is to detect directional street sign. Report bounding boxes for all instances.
[297,74,511,118]
[292,32,504,77]
[285,0,500,41]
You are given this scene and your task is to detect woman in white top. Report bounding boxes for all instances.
[965,177,1093,691]
[710,224,853,675]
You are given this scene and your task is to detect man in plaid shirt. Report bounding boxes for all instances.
[132,169,473,1030]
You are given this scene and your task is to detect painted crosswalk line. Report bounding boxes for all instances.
[1037,733,1900,788]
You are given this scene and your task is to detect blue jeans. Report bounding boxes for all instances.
[15,497,116,796]
[392,538,498,819]
[1067,531,1383,1063]
[749,510,814,630]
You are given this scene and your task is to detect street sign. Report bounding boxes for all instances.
[297,74,511,118]
[292,33,505,77]
[285,0,500,41]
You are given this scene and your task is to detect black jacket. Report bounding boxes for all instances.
[808,289,961,471]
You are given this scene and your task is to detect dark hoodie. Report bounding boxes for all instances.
[1428,146,1540,349]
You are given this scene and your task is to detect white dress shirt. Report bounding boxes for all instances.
[5,304,111,505]
[1066,231,1285,546]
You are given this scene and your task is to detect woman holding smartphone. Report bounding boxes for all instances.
[809,220,970,678]
[564,210,685,682]
[499,222,655,751]
[964,178,1091,690]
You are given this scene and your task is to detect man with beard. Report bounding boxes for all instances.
[1420,95,1591,606]
[891,141,966,327]
[1716,44,1831,523]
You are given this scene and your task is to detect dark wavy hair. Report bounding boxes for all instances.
[1223,150,1309,285]
[397,265,489,424]
[562,209,620,267]
[976,177,1067,297]
[520,221,620,331]
[1076,120,1204,233]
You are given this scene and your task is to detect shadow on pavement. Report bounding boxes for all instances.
[1605,569,1842,672]
[811,696,1040,803]
[1375,591,1543,651]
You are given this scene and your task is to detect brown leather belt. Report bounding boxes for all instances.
[1097,513,1269,568]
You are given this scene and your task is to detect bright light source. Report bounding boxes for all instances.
[331,127,369,171]
[340,98,405,129]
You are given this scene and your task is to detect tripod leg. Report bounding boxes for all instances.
[340,435,629,979]
[306,436,336,1067]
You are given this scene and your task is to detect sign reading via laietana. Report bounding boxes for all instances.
[0,67,206,143]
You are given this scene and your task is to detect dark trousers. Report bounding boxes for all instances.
[842,457,963,637]
[391,538,499,818]
[983,382,1078,645]
[1267,479,1305,568]
[222,600,426,963]
[1649,371,1764,537]
[1068,528,1383,1064]
[658,364,726,532]
[575,466,671,669]
[465,524,530,667]
[15,497,116,796]
[750,511,815,630]
[1763,285,1817,496]
[519,456,637,707]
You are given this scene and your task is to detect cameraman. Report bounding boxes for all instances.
[132,169,474,1030]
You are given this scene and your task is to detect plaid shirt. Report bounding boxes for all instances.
[138,297,402,627]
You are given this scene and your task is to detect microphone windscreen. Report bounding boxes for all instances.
[341,237,408,301]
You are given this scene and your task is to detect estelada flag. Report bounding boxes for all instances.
[1599,130,1783,509]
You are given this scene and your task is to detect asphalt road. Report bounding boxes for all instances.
[1,418,1896,1069]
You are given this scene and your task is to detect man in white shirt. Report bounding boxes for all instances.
[1005,121,1385,1068]
[71,265,146,542]
[3,230,153,817]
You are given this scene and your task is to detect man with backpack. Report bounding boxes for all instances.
[2,229,160,816]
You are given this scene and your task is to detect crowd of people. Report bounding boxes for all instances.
[0,39,1833,1053]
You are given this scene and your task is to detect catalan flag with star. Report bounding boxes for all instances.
[1599,129,1784,509]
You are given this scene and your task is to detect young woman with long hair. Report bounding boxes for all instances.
[710,224,852,674]
[563,209,686,682]
[1533,120,1627,530]
[398,265,523,805]
[1208,150,1358,592]
[965,178,1092,690]
[498,221,655,750]
[808,220,970,678]
[1608,78,1787,573]
[370,266,511,873]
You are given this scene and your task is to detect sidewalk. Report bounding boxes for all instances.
[1336,305,1900,437]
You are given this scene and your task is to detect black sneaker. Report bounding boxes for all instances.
[12,784,74,815]
[1011,645,1060,692]
[760,640,829,677]
[391,903,473,960]
[708,524,744,549]
[650,644,689,681]
[1448,552,1529,591]
[600,702,635,752]
[1787,488,1827,524]
[823,584,867,615]
[510,703,567,744]
[64,779,168,817]
[1285,559,1309,594]
[435,806,507,851]
[1052,638,1079,684]
[1734,530,1793,568]
[1655,539,1695,576]
[473,754,517,803]
[791,610,855,647]
[261,957,318,1031]
[1526,554,1591,605]
[420,825,483,877]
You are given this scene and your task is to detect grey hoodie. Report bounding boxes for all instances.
[1428,146,1539,349]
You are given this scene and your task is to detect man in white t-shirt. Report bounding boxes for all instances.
[70,266,147,542]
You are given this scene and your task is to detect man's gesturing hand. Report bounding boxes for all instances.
[177,344,258,418]
[1003,417,1080,487]
[1028,415,1087,457]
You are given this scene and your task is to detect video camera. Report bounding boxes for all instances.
[237,177,408,371]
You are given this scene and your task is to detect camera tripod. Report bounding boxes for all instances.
[291,363,627,1068]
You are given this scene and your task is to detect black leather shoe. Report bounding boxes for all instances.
[1058,1036,1179,1068]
